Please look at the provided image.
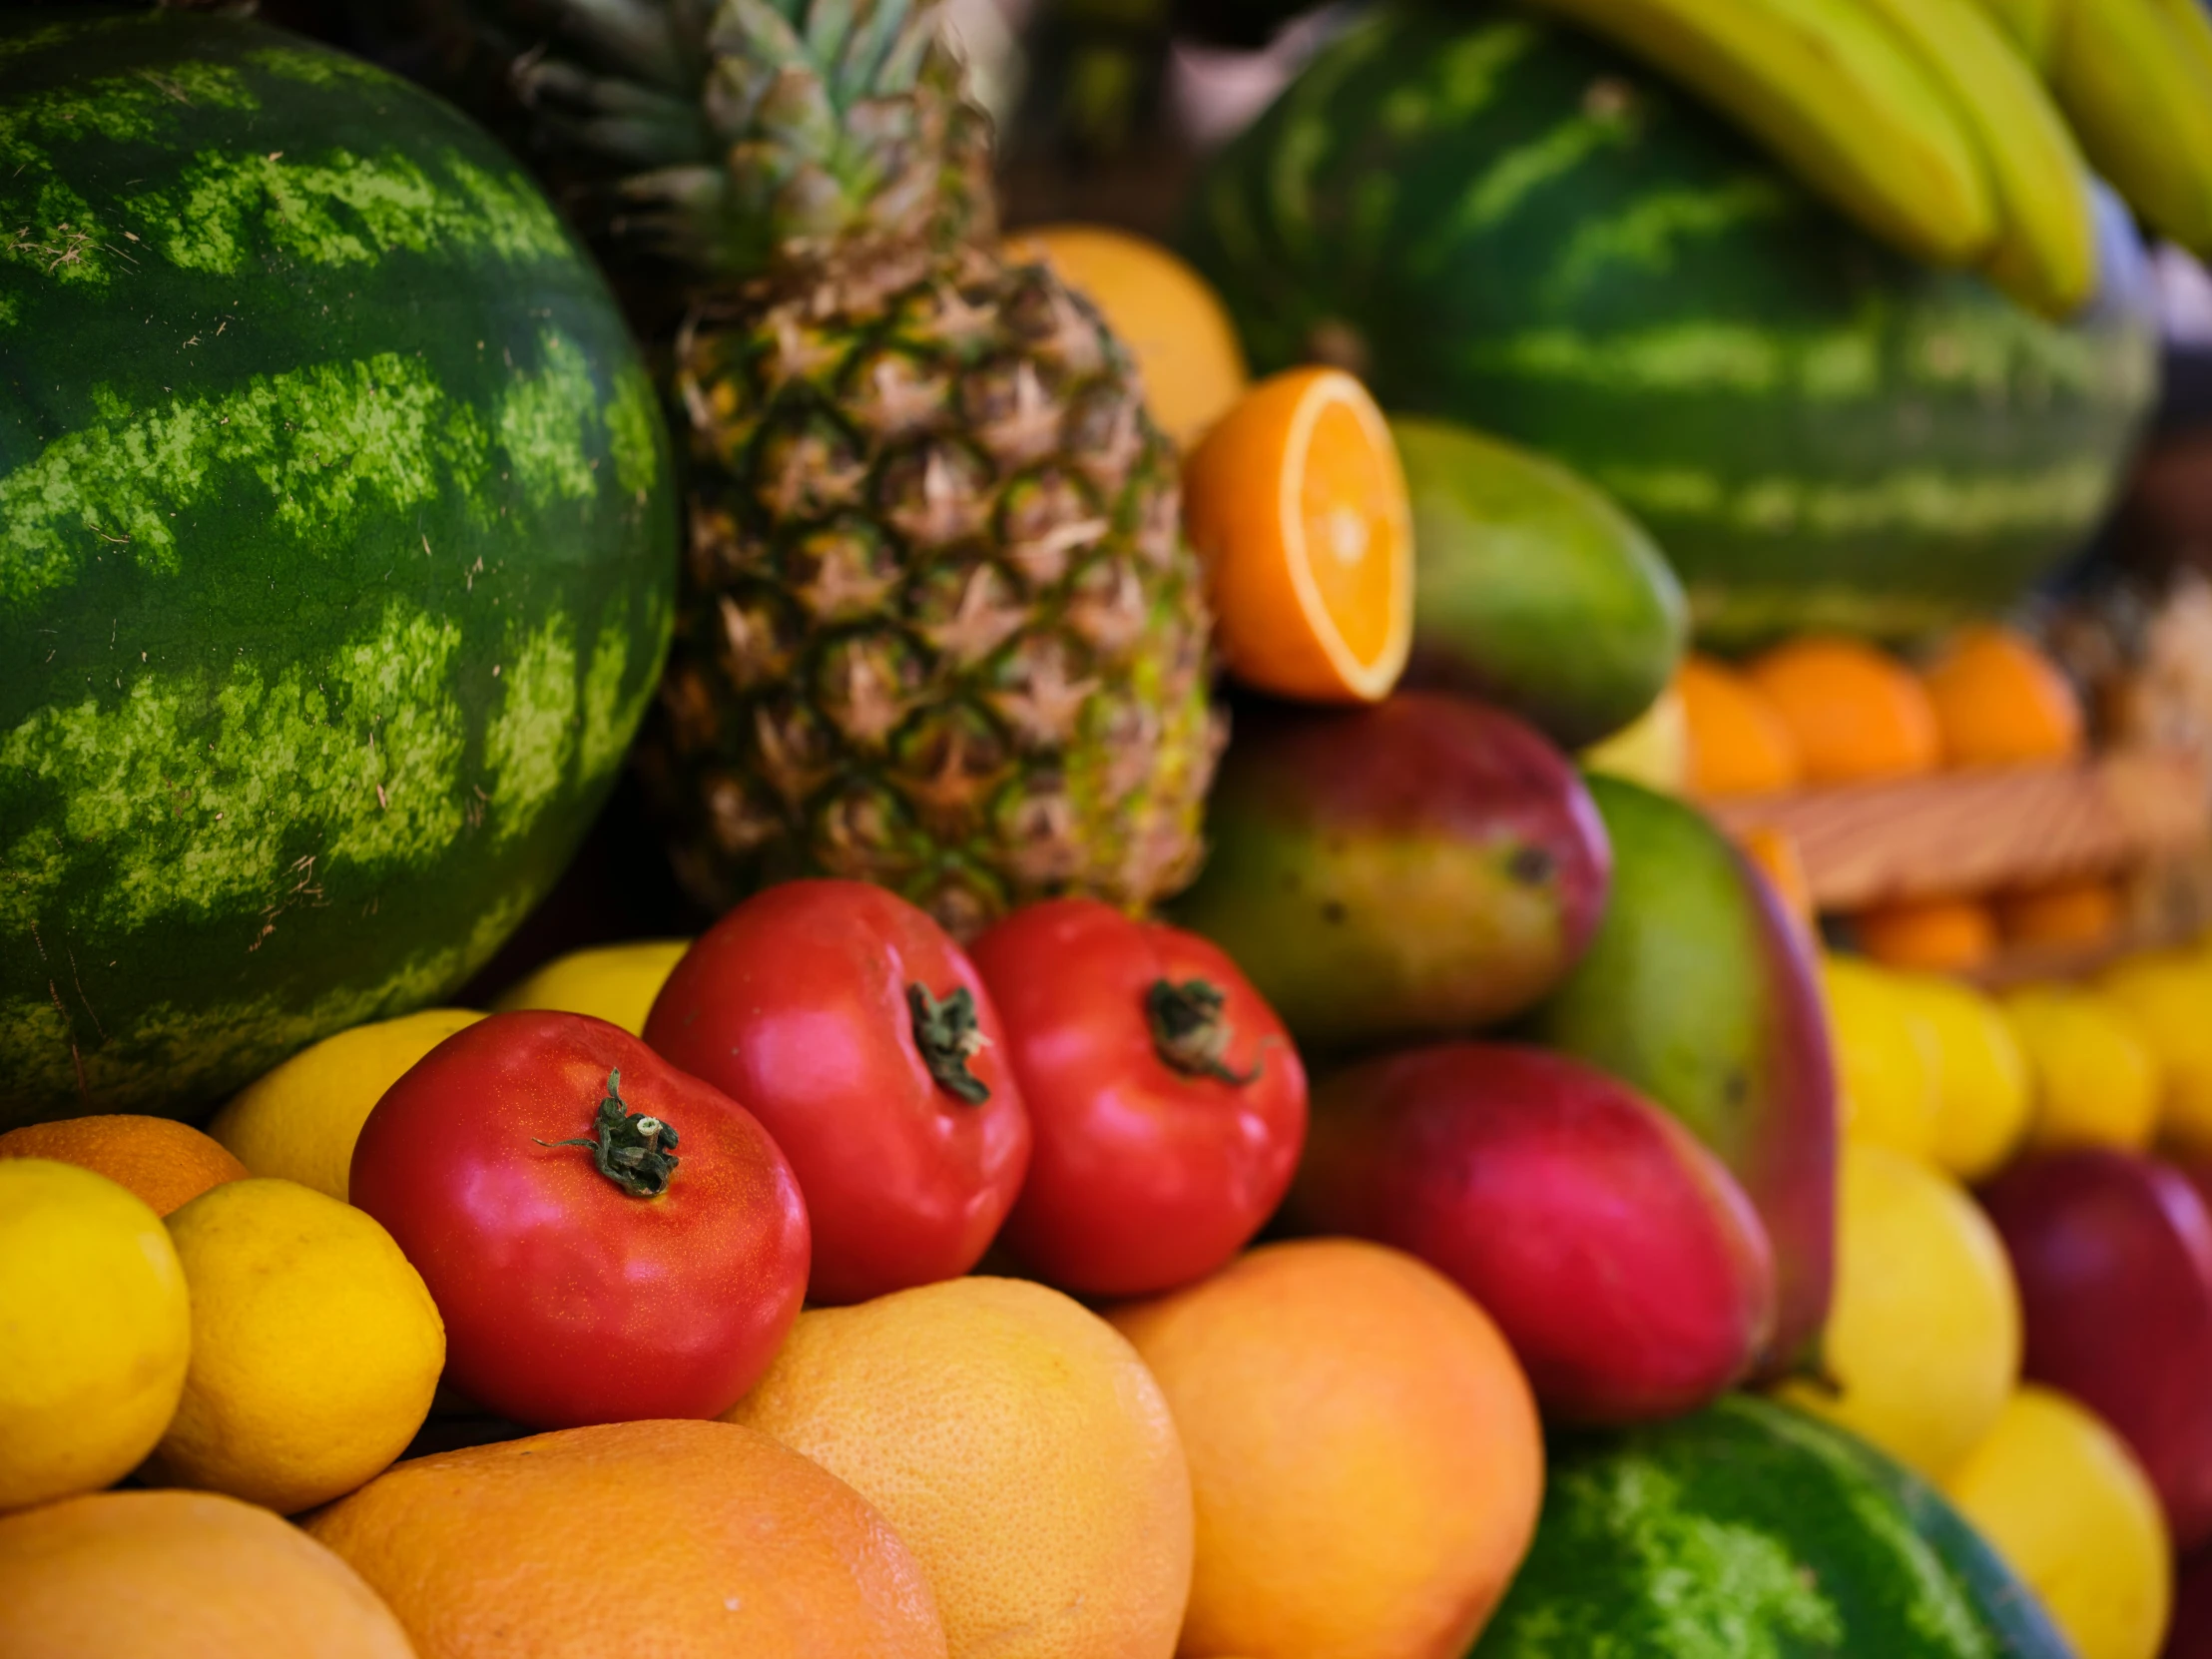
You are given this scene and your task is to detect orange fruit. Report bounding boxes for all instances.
[1745,637,1942,785]
[1183,366,1413,705]
[725,1276,1191,1659]
[1739,824,1818,936]
[1921,625,2084,768]
[1854,896,1999,973]
[0,1488,414,1659]
[308,1419,945,1659]
[1003,225,1250,448]
[1107,1239,1542,1659]
[1995,877,2122,950]
[1677,654,1804,797]
[0,1114,246,1217]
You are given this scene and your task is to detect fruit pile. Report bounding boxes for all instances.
[10,0,2212,1656]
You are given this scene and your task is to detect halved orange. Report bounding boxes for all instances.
[1182,366,1413,705]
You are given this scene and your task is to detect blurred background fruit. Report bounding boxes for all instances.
[1580,683,1691,797]
[728,1277,1192,1659]
[492,941,691,1036]
[1922,626,2087,768]
[1471,1395,2072,1655]
[1981,1149,2212,1550]
[1392,417,1687,750]
[2001,986,2163,1153]
[1297,1043,1775,1423]
[1678,655,1805,799]
[0,1489,415,1659]
[1183,366,1412,704]
[2099,953,2212,1153]
[1002,224,1251,446]
[1904,974,2033,1181]
[1524,776,1837,1371]
[148,1179,443,1515]
[1109,1239,1542,1659]
[1824,955,1942,1162]
[1745,637,1944,786]
[1777,1142,2021,1482]
[1172,694,1611,1056]
[0,1116,245,1218]
[1853,896,2001,973]
[1942,1383,2172,1659]
[1996,877,2126,951]
[0,1161,189,1513]
[208,1010,484,1203]
[310,1420,947,1659]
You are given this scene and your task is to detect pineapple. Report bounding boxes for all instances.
[446,0,1223,936]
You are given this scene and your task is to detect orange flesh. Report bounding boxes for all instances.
[1297,399,1400,670]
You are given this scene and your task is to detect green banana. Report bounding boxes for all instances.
[1855,0,2097,316]
[1524,0,1997,268]
[1963,0,2064,71]
[2048,0,2212,256]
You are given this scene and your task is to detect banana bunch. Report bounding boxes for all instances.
[1523,0,2210,319]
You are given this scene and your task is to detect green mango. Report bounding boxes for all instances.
[1522,776,1837,1373]
[1393,416,1687,751]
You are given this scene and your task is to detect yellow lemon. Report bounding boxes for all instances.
[1892,972,2031,1180]
[2100,952,2212,1154]
[0,1161,190,1512]
[491,939,691,1036]
[1823,956,1942,1162]
[1580,684,1690,795]
[1779,1142,2019,1480]
[2001,985,2162,1154]
[210,1008,482,1201]
[149,1179,443,1514]
[1002,224,1250,447]
[1942,1385,2171,1659]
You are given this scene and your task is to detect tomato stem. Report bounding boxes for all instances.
[907,984,992,1105]
[534,1069,681,1198]
[1148,979,1263,1085]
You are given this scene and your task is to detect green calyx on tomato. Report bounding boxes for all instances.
[535,1069,682,1199]
[906,983,992,1106]
[1146,979,1263,1086]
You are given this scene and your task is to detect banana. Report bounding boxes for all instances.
[2048,0,2212,256]
[1963,0,2064,71]
[1524,0,1998,268]
[1853,0,2096,317]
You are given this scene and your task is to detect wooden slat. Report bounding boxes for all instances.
[1701,750,2212,913]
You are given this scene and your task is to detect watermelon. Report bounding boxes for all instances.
[0,8,678,1127]
[1179,3,2160,645]
[1475,1393,2071,1657]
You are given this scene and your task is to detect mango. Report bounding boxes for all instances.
[1171,693,1610,1059]
[1522,776,1838,1373]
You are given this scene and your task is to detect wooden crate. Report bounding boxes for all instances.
[1700,750,2212,914]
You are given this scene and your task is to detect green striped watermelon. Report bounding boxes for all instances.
[1475,1393,2070,1657]
[1179,3,2160,645]
[0,7,678,1127]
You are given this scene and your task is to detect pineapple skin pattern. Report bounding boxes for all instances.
[642,252,1221,938]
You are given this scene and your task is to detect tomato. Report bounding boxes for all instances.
[643,879,1030,1306]
[349,1010,809,1429]
[968,898,1309,1297]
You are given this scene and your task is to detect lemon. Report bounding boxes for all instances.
[1778,1142,2019,1480]
[2100,952,2212,1153]
[2000,986,2162,1154]
[1580,685,1689,795]
[0,1160,191,1512]
[1942,1385,2171,1659]
[1891,972,2031,1181]
[491,939,691,1036]
[149,1179,443,1514]
[210,1008,482,1201]
[1823,956,1941,1161]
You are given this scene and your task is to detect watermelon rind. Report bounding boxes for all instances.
[1472,1392,2072,1657]
[0,7,678,1125]
[1181,2,2159,646]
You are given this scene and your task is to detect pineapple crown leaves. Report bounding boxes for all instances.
[476,0,992,285]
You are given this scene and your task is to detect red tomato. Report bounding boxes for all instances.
[349,1011,809,1429]
[644,879,1030,1306]
[968,898,1308,1297]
